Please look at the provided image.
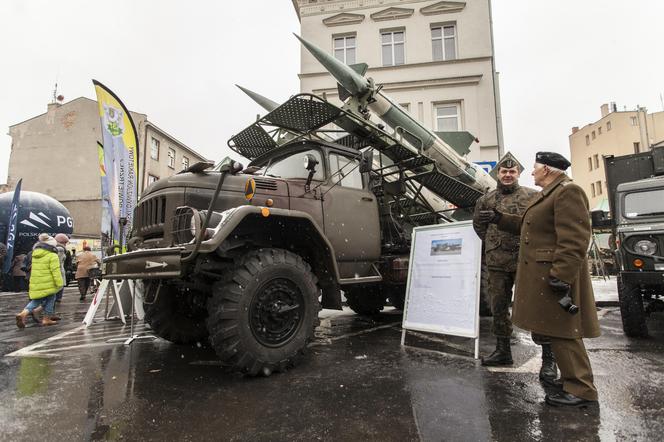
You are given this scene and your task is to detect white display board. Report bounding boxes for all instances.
[401,221,482,357]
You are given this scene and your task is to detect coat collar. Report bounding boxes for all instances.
[541,173,569,197]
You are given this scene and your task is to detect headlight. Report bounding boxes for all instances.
[634,239,657,256]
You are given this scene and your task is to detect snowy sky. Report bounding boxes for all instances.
[1,0,662,187]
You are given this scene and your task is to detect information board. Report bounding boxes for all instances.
[401,221,482,356]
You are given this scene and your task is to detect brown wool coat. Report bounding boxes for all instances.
[497,174,600,339]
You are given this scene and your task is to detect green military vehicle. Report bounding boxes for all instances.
[594,146,664,337]
[102,36,495,375]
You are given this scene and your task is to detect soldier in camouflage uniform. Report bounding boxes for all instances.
[472,153,558,383]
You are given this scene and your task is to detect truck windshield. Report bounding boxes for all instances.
[624,188,664,217]
[259,149,324,180]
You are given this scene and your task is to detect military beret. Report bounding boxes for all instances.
[535,151,571,170]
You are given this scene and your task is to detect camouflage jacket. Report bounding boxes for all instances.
[473,184,538,271]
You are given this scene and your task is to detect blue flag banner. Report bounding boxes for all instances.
[3,178,22,274]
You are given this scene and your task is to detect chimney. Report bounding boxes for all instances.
[600,103,609,117]
[610,102,617,113]
[47,102,61,113]
[572,126,579,134]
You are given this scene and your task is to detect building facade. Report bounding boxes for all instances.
[569,103,664,209]
[7,97,208,238]
[292,0,503,164]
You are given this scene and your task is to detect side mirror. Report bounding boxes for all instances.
[359,150,373,173]
[304,154,319,172]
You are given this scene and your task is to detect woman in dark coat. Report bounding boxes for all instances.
[481,152,600,408]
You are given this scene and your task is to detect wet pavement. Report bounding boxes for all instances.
[0,285,663,441]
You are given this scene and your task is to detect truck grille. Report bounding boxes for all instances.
[136,196,167,239]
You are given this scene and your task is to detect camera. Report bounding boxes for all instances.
[558,294,579,315]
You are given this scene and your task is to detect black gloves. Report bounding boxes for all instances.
[548,276,579,315]
[478,209,502,224]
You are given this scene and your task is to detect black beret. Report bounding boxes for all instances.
[535,151,571,170]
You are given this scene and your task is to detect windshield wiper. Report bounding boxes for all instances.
[635,211,664,217]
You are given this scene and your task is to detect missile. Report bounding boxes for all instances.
[294,34,496,193]
[236,84,279,112]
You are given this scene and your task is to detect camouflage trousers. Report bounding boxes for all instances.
[487,270,515,338]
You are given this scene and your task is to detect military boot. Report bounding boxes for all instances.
[539,344,558,386]
[481,337,513,366]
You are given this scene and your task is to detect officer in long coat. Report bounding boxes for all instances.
[473,154,557,379]
[480,151,600,407]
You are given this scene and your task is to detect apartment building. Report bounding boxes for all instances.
[292,0,503,165]
[569,103,664,209]
[7,97,208,238]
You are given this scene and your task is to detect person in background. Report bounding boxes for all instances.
[15,234,63,328]
[53,234,69,303]
[75,246,100,301]
[11,253,28,291]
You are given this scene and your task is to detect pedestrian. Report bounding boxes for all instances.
[479,151,600,407]
[75,246,100,301]
[473,153,557,382]
[11,253,28,291]
[15,234,64,328]
[53,233,69,303]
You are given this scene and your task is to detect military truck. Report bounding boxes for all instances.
[593,146,664,337]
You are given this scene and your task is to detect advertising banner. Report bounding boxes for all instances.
[97,141,113,257]
[3,179,22,274]
[93,80,139,252]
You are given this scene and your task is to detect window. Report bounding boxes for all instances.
[592,131,596,140]
[329,153,363,189]
[588,157,593,171]
[167,148,175,168]
[182,156,189,170]
[624,188,664,217]
[607,121,612,131]
[150,137,160,160]
[333,35,356,64]
[435,103,460,131]
[381,30,405,66]
[630,116,638,126]
[591,183,596,197]
[634,142,640,153]
[147,174,159,185]
[596,180,602,195]
[263,149,324,181]
[598,126,602,135]
[585,135,590,145]
[593,154,599,169]
[431,24,456,61]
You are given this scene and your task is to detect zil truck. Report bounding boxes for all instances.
[593,146,664,337]
[101,36,495,375]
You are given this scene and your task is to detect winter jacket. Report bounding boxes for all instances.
[28,245,64,299]
[55,244,67,281]
[75,251,100,279]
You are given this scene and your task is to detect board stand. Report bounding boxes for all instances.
[400,329,479,360]
[83,279,155,345]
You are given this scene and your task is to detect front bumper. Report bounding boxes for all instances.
[103,247,186,280]
[620,271,664,287]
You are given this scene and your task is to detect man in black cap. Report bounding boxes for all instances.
[473,153,558,383]
[479,152,600,407]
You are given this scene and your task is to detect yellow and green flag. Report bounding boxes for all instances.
[93,80,139,252]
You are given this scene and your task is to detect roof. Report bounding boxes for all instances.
[616,176,664,192]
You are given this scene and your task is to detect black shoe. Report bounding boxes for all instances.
[79,296,86,301]
[481,338,513,366]
[545,391,597,408]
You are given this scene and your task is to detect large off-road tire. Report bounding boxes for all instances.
[143,284,209,344]
[345,285,386,315]
[617,274,649,337]
[206,248,320,376]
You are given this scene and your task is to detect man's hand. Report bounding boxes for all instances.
[548,276,570,294]
[478,209,502,224]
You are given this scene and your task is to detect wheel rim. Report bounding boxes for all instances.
[249,278,304,348]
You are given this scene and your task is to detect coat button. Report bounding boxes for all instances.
[524,240,529,244]
[524,260,529,264]
[526,221,531,225]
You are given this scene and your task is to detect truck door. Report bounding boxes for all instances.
[321,152,381,278]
